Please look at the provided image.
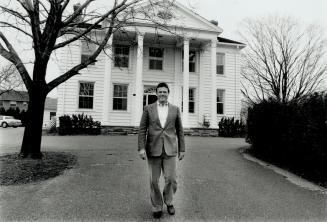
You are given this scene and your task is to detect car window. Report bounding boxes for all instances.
[5,116,14,119]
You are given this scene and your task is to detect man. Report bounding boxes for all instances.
[138,82,185,219]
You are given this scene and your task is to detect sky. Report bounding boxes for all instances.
[177,0,327,41]
[1,0,327,97]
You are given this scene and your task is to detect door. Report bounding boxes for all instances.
[143,86,157,108]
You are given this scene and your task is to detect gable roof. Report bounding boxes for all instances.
[218,37,245,45]
[172,1,223,33]
[133,1,223,34]
[0,91,29,102]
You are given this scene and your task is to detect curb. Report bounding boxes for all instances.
[239,147,327,194]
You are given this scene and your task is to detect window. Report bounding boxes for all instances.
[79,82,94,109]
[181,88,195,113]
[216,89,225,114]
[113,84,128,110]
[149,47,164,70]
[114,45,129,68]
[182,50,196,72]
[216,53,225,75]
[0,101,3,107]
[81,40,96,65]
[10,101,17,108]
[189,88,195,113]
[50,112,56,120]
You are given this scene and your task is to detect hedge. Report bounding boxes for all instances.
[247,93,327,185]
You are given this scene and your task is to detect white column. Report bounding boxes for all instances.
[210,38,218,128]
[102,35,113,125]
[182,38,189,127]
[134,33,144,126]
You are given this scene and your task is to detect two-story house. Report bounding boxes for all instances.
[56,1,245,128]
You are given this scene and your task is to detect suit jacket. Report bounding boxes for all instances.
[138,102,185,157]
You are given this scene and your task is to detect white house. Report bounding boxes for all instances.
[56,2,245,128]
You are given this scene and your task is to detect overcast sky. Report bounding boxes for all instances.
[1,0,326,96]
[177,0,327,41]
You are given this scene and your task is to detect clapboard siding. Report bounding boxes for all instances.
[57,37,244,128]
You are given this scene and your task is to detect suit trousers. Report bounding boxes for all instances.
[147,149,177,212]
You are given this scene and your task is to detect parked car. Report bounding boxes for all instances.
[0,115,22,128]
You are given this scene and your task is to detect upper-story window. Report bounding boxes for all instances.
[114,45,129,68]
[149,47,164,70]
[216,53,225,75]
[79,82,94,109]
[182,50,196,73]
[81,40,96,65]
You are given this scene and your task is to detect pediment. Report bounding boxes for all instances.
[166,2,223,33]
[132,1,223,34]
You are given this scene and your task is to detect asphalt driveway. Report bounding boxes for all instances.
[0,128,326,221]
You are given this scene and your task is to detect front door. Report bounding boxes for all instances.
[143,86,157,108]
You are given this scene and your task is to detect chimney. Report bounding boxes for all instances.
[210,20,218,26]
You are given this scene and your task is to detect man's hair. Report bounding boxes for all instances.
[156,82,170,93]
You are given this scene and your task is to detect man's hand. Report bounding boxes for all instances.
[138,149,146,160]
[178,152,185,161]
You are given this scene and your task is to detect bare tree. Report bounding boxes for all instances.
[240,16,327,104]
[0,64,25,95]
[0,0,175,158]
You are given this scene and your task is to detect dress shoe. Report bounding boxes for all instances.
[167,205,175,215]
[153,211,162,219]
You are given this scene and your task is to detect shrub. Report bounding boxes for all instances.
[247,93,327,185]
[218,117,245,137]
[58,114,101,135]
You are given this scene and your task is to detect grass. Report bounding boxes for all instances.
[0,152,77,186]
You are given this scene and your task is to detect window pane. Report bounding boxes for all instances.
[113,98,127,110]
[216,53,224,74]
[189,102,194,113]
[189,89,194,101]
[216,65,224,74]
[216,90,223,102]
[216,89,224,114]
[79,96,93,109]
[149,60,163,70]
[189,51,196,62]
[79,83,94,96]
[114,45,129,68]
[216,53,224,64]
[114,85,127,97]
[189,62,195,72]
[149,48,163,58]
[114,56,128,68]
[217,103,223,114]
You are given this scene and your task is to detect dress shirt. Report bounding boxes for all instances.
[157,102,168,128]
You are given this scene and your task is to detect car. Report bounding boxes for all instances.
[0,115,22,128]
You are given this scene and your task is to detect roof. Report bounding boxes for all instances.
[218,37,245,46]
[0,91,29,102]
[0,90,57,110]
[45,98,57,111]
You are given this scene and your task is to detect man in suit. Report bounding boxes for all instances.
[138,82,185,219]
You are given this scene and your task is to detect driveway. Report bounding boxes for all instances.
[0,128,326,221]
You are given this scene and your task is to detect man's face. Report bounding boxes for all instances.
[156,87,169,104]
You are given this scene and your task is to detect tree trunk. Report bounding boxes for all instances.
[20,89,47,159]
